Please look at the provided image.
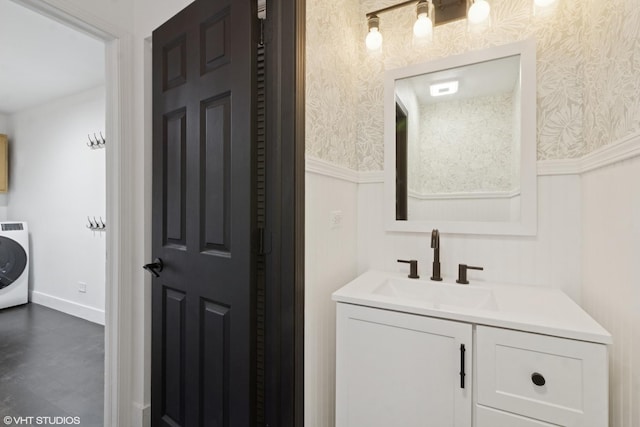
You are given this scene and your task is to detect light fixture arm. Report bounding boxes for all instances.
[366,0,425,18]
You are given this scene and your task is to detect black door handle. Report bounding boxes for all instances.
[143,258,164,278]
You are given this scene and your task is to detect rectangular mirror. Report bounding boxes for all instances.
[384,39,537,235]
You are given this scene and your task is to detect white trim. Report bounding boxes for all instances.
[305,156,386,183]
[307,132,640,182]
[132,402,151,427]
[305,156,360,183]
[537,158,581,175]
[537,131,640,175]
[14,0,128,39]
[580,131,640,173]
[408,189,520,200]
[29,291,105,325]
[358,170,385,183]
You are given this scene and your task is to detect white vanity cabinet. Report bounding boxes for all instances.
[333,271,611,427]
[336,303,609,427]
[336,303,473,427]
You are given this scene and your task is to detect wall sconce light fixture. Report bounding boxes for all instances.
[365,0,557,50]
[365,0,485,51]
[467,0,491,24]
[366,15,383,50]
[413,0,434,39]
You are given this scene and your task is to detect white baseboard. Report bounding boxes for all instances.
[132,402,151,427]
[29,290,105,325]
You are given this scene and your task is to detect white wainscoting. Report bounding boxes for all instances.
[357,174,583,301]
[305,171,359,427]
[581,155,640,427]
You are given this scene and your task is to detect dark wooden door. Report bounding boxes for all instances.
[150,0,255,425]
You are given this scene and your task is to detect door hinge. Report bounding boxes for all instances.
[256,227,271,255]
[259,18,265,46]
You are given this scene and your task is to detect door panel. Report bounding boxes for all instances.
[152,0,255,425]
[200,300,230,426]
[163,109,186,247]
[200,94,231,254]
[163,288,186,426]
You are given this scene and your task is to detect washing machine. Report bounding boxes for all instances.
[0,222,29,310]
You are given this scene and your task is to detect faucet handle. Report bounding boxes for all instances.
[456,264,483,284]
[397,259,419,279]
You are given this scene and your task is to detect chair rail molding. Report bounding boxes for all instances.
[309,131,640,183]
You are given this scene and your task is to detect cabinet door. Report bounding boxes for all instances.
[336,304,472,427]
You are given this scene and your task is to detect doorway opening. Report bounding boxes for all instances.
[0,0,107,422]
[0,0,133,424]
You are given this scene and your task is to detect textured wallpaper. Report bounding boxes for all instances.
[582,0,640,153]
[356,0,588,170]
[306,0,640,171]
[305,0,361,170]
[409,93,517,194]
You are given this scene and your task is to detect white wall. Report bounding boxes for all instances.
[0,114,10,220]
[582,155,640,427]
[305,172,359,427]
[8,86,106,324]
[0,114,9,133]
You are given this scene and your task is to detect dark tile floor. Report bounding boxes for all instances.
[0,303,104,426]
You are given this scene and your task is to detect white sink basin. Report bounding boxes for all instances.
[332,270,612,344]
[373,278,498,311]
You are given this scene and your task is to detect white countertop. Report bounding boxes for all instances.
[332,270,612,344]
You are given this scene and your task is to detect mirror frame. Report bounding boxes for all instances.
[384,39,537,235]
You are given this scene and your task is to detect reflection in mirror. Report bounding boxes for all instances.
[384,40,537,235]
[395,55,521,223]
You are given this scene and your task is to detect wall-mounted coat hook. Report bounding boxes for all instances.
[86,132,106,149]
[87,216,106,231]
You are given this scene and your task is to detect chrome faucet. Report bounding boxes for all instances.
[430,229,442,281]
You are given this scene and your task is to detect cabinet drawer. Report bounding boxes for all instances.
[476,326,608,426]
[476,405,559,427]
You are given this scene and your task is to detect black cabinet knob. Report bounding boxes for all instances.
[531,372,546,386]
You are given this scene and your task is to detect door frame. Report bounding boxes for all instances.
[262,0,305,425]
[12,0,134,425]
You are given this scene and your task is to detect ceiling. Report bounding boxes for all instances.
[0,0,105,115]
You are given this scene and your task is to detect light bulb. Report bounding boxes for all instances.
[468,0,490,24]
[413,13,433,38]
[366,28,383,51]
[534,0,557,7]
